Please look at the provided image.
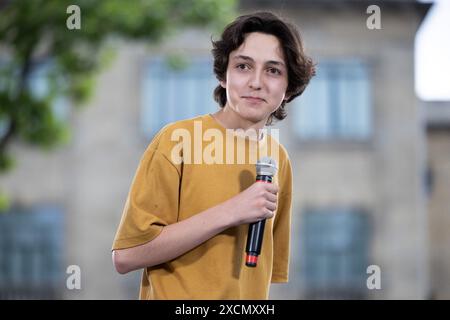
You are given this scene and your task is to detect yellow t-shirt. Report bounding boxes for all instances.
[112,114,293,299]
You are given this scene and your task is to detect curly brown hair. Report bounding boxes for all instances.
[211,11,316,125]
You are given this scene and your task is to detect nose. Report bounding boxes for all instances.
[248,68,263,90]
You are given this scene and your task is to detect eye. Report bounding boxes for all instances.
[236,63,250,70]
[267,67,282,75]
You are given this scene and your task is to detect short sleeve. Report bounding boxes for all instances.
[271,156,293,283]
[112,147,180,250]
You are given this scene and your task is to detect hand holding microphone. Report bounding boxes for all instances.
[245,157,278,267]
[220,157,278,266]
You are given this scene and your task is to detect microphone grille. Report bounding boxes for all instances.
[256,157,277,176]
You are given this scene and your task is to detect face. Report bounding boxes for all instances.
[220,32,289,125]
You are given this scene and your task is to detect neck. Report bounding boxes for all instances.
[212,106,267,140]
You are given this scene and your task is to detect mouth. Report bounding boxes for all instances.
[242,96,266,103]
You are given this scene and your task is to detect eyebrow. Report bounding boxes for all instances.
[232,55,285,67]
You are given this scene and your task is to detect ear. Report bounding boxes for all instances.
[219,80,226,89]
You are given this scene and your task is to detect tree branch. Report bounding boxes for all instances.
[0,44,34,155]
[0,120,16,154]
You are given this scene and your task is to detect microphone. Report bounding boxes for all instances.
[245,156,278,267]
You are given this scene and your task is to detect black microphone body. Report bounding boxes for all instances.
[245,157,277,267]
[245,175,272,267]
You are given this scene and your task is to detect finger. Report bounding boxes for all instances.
[266,201,277,212]
[265,208,275,219]
[266,183,279,195]
[264,192,277,203]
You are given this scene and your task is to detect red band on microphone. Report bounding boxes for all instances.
[245,254,258,266]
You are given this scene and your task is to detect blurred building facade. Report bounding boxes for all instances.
[425,100,450,300]
[0,0,443,299]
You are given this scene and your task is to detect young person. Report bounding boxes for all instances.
[112,11,315,299]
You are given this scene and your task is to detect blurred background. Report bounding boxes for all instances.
[0,0,449,299]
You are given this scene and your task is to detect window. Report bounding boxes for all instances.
[140,57,218,138]
[300,208,371,299]
[0,205,64,299]
[293,60,372,140]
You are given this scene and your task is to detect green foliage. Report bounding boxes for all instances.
[165,53,190,71]
[0,152,15,172]
[0,189,10,212]
[0,0,236,176]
